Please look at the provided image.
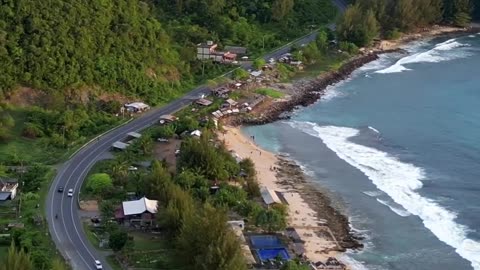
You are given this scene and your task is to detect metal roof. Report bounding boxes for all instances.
[260,186,281,205]
[0,192,11,201]
[112,141,129,150]
[127,132,142,138]
[122,197,158,216]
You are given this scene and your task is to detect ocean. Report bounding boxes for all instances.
[243,33,480,270]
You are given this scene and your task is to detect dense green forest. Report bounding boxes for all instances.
[339,0,480,46]
[0,0,337,104]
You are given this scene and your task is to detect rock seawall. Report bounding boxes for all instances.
[231,50,402,126]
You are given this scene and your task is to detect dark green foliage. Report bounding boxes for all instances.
[337,3,379,46]
[212,185,248,207]
[109,229,129,252]
[177,137,240,181]
[176,204,246,270]
[280,259,310,270]
[340,0,478,46]
[233,68,250,80]
[254,204,288,232]
[21,164,49,193]
[150,125,176,139]
[339,41,359,54]
[174,116,199,134]
[0,0,188,103]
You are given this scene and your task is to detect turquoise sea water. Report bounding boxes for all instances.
[243,33,480,270]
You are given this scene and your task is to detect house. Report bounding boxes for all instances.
[260,186,281,206]
[223,98,238,108]
[124,102,150,113]
[112,141,129,151]
[197,41,218,60]
[211,87,231,98]
[159,114,177,124]
[224,46,247,56]
[197,41,237,63]
[195,98,213,107]
[0,179,18,201]
[115,197,158,224]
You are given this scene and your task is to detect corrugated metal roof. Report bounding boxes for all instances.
[260,186,281,205]
[122,197,158,216]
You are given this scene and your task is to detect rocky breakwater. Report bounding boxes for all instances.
[233,51,401,126]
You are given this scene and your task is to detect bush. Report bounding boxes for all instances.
[339,41,359,55]
[22,123,44,138]
[233,68,250,80]
[385,28,402,40]
[86,173,113,195]
[151,125,176,139]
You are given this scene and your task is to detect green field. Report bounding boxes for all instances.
[292,53,350,80]
[255,88,285,98]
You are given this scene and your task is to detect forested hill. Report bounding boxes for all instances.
[0,0,337,105]
[339,0,480,47]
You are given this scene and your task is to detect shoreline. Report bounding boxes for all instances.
[220,26,480,267]
[220,126,361,265]
[226,26,479,126]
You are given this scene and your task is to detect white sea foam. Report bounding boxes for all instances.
[340,255,370,270]
[376,38,471,74]
[321,82,347,101]
[362,191,383,197]
[468,34,475,38]
[288,121,480,270]
[376,198,411,217]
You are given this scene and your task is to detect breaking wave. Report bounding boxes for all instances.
[376,198,411,217]
[288,121,480,270]
[362,191,383,197]
[376,38,471,74]
[367,126,379,134]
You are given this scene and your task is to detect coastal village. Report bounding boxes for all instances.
[82,40,361,270]
[2,25,478,270]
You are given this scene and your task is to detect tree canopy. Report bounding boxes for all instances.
[339,0,478,46]
[86,173,113,195]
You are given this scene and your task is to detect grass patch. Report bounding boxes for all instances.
[292,52,350,79]
[0,246,8,263]
[255,88,285,98]
[83,223,103,250]
[125,232,178,269]
[106,255,123,270]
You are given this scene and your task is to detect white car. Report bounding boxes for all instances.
[94,260,103,269]
[128,166,138,171]
[67,189,73,197]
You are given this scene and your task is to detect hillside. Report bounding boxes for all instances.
[0,0,337,105]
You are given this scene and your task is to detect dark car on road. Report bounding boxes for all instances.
[57,186,64,193]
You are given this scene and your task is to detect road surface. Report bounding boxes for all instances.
[46,30,324,270]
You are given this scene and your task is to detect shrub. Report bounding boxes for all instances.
[86,173,113,195]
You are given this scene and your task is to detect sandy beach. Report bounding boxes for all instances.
[377,25,471,51]
[220,126,342,264]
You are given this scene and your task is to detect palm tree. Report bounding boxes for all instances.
[110,160,129,186]
[1,241,33,270]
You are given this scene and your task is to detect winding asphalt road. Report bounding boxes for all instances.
[46,31,325,270]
